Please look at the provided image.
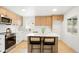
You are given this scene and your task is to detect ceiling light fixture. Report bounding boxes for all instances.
[52,9,57,12]
[21,9,26,12]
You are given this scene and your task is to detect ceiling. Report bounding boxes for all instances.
[5,6,74,16]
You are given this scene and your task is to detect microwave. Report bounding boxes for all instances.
[0,17,12,24]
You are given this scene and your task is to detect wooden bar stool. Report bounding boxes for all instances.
[42,37,55,53]
[29,36,41,53]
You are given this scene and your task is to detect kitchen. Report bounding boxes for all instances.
[0,6,79,53]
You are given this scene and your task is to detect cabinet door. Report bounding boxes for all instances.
[46,16,52,26]
[40,16,46,26]
[52,15,64,22]
[35,16,52,26]
[57,15,64,22]
[16,16,22,26]
[52,15,58,21]
[35,16,41,26]
[0,35,5,53]
[0,8,7,16]
[6,11,14,19]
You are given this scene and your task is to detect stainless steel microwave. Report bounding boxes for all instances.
[0,17,12,24]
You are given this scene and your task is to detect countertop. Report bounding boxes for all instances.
[0,32,16,35]
[27,33,60,37]
[0,32,6,35]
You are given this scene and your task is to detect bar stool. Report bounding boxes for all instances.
[43,37,55,53]
[29,36,41,53]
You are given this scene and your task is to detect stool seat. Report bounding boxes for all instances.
[43,42,55,45]
[30,41,41,44]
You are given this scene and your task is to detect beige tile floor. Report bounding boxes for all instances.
[8,40,76,53]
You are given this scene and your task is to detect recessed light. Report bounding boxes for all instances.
[52,9,57,12]
[21,9,26,11]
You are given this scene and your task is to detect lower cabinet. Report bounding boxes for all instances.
[0,35,5,53]
[16,31,23,44]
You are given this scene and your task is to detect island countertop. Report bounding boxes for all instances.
[27,33,60,37]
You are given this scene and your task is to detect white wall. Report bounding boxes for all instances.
[63,7,79,52]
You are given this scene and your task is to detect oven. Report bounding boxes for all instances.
[5,28,16,51]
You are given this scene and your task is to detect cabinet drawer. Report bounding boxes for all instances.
[0,45,5,53]
[0,35,5,53]
[0,39,5,45]
[0,35,5,37]
[0,35,5,43]
[0,37,5,39]
[0,42,5,46]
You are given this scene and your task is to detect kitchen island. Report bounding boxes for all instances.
[27,33,59,53]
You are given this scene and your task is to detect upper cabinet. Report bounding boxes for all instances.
[0,7,23,26]
[35,16,41,26]
[35,15,64,30]
[35,16,52,26]
[0,8,7,16]
[52,15,64,22]
[35,15,64,26]
[46,16,52,26]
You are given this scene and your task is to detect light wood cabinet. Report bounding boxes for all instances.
[46,16,52,26]
[35,16,52,26]
[0,8,7,16]
[35,16,41,26]
[35,15,64,31]
[40,16,46,26]
[0,7,23,26]
[35,15,63,26]
[52,15,64,22]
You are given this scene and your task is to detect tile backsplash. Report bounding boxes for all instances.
[0,24,18,33]
[34,26,52,34]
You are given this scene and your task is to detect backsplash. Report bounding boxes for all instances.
[34,26,52,34]
[0,24,18,33]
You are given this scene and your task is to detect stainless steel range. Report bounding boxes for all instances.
[5,28,16,52]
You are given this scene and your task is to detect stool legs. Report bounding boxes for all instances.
[31,44,41,53]
[40,44,41,52]
[51,45,53,53]
[42,45,44,53]
[42,45,54,53]
[31,44,33,53]
[30,45,54,53]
